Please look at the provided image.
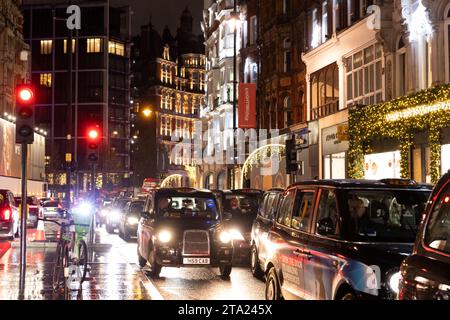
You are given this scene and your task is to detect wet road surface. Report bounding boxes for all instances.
[0,226,265,300]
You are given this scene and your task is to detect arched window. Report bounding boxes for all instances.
[204,173,214,190]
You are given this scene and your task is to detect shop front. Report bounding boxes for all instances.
[348,84,450,184]
[322,123,349,179]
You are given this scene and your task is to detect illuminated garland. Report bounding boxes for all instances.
[242,144,286,180]
[160,174,184,188]
[348,83,450,183]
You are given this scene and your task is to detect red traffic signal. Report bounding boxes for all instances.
[87,127,100,163]
[15,85,36,144]
[17,87,34,104]
[88,129,99,140]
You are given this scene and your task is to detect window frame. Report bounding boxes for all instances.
[290,189,317,233]
[276,189,297,228]
[87,38,103,53]
[40,40,52,55]
[313,188,342,238]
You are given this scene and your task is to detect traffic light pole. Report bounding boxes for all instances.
[89,162,96,245]
[18,143,28,300]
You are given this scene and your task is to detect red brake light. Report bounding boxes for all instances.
[2,209,11,221]
[58,203,62,209]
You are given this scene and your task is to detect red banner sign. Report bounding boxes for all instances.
[238,83,257,129]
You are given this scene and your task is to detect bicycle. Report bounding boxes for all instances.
[39,212,91,296]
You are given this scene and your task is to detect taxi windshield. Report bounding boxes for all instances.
[343,189,431,242]
[157,196,219,220]
[223,194,260,215]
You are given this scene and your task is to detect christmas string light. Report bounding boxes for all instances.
[348,83,450,183]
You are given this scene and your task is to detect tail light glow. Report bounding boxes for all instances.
[2,209,12,221]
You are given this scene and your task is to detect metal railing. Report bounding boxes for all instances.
[311,99,339,120]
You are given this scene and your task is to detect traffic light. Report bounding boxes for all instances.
[15,85,35,144]
[285,137,298,174]
[87,128,100,163]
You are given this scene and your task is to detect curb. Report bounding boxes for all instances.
[11,241,58,249]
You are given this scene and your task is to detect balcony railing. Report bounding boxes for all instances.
[311,99,339,120]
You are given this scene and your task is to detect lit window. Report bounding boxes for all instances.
[40,73,52,87]
[108,41,125,56]
[64,39,75,54]
[40,40,52,55]
[87,38,103,53]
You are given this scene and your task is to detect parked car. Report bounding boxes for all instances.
[14,196,41,228]
[0,190,20,240]
[41,200,62,218]
[251,188,284,278]
[399,170,450,300]
[106,198,131,234]
[118,199,145,241]
[137,188,234,278]
[263,179,432,300]
[213,189,263,261]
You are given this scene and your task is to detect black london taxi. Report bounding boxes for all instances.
[263,179,433,300]
[399,170,450,300]
[251,188,284,278]
[213,189,263,261]
[137,188,234,278]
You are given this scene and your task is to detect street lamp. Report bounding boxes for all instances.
[142,108,152,118]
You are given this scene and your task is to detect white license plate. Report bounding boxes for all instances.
[183,258,210,265]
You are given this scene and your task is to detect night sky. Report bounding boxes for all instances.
[112,0,204,36]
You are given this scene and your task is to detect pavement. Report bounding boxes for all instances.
[0,225,265,300]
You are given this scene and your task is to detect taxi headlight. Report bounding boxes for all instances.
[229,229,245,241]
[127,217,139,225]
[110,210,120,221]
[158,230,172,243]
[388,271,401,294]
[219,231,232,244]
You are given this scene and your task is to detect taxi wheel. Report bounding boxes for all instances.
[106,224,114,234]
[138,254,147,268]
[265,267,282,300]
[137,246,147,268]
[219,264,232,278]
[14,224,20,238]
[148,250,161,278]
[341,292,357,300]
[251,245,264,279]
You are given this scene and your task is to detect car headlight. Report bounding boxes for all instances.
[80,202,92,213]
[158,230,172,243]
[388,271,401,294]
[219,231,232,244]
[127,217,139,225]
[110,210,120,221]
[229,229,245,241]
